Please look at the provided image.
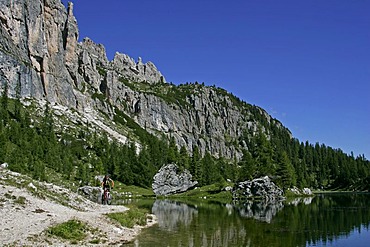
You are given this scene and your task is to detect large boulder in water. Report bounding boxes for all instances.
[152,164,198,196]
[233,176,284,201]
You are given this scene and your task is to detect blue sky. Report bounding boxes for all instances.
[62,0,370,159]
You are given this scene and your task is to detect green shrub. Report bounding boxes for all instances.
[47,219,87,241]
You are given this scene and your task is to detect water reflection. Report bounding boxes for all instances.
[152,200,198,231]
[287,197,314,206]
[234,199,285,223]
[125,193,370,247]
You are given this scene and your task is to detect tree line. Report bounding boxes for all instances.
[0,83,229,188]
[0,83,369,191]
[238,107,370,190]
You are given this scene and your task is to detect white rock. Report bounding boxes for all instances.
[0,163,9,169]
[28,182,37,191]
[302,188,313,195]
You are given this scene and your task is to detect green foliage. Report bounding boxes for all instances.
[238,150,255,181]
[91,92,106,103]
[0,80,369,194]
[114,107,154,143]
[178,146,190,170]
[172,183,233,204]
[238,121,370,190]
[96,65,107,77]
[47,220,87,241]
[106,206,148,228]
[119,185,154,197]
[276,151,296,189]
[201,152,218,186]
[1,80,9,126]
[190,146,202,182]
[248,129,275,177]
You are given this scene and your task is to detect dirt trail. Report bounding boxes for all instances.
[0,169,155,246]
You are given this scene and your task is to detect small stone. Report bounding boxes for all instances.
[28,183,37,191]
[0,163,8,169]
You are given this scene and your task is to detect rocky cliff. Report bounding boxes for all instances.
[0,0,291,160]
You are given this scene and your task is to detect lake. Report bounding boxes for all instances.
[123,193,370,247]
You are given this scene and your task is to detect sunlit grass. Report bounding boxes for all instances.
[113,182,154,198]
[107,206,148,228]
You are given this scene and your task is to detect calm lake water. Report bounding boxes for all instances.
[123,193,370,247]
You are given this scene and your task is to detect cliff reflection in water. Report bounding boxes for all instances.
[129,194,370,247]
[152,200,198,231]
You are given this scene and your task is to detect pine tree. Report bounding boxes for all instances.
[14,79,22,122]
[201,151,217,185]
[136,147,153,187]
[238,150,256,181]
[178,146,190,170]
[218,157,237,182]
[251,131,275,177]
[32,160,46,181]
[276,151,296,189]
[0,131,5,163]
[167,136,179,164]
[1,80,9,126]
[190,146,202,182]
[77,163,89,185]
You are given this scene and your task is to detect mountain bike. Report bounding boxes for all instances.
[102,187,112,205]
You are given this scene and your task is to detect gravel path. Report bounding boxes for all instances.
[0,169,155,246]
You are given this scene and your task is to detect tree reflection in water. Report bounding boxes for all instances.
[127,194,370,247]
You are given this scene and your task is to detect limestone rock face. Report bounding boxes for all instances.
[112,53,165,84]
[152,164,198,196]
[233,176,284,201]
[0,0,165,104]
[0,0,291,161]
[0,0,76,106]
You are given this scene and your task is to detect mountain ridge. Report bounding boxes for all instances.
[0,0,287,160]
[1,0,369,191]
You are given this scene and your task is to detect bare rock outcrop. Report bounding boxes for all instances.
[0,0,165,104]
[112,53,165,84]
[0,0,78,106]
[0,0,290,161]
[233,176,285,201]
[77,186,102,203]
[152,164,198,196]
